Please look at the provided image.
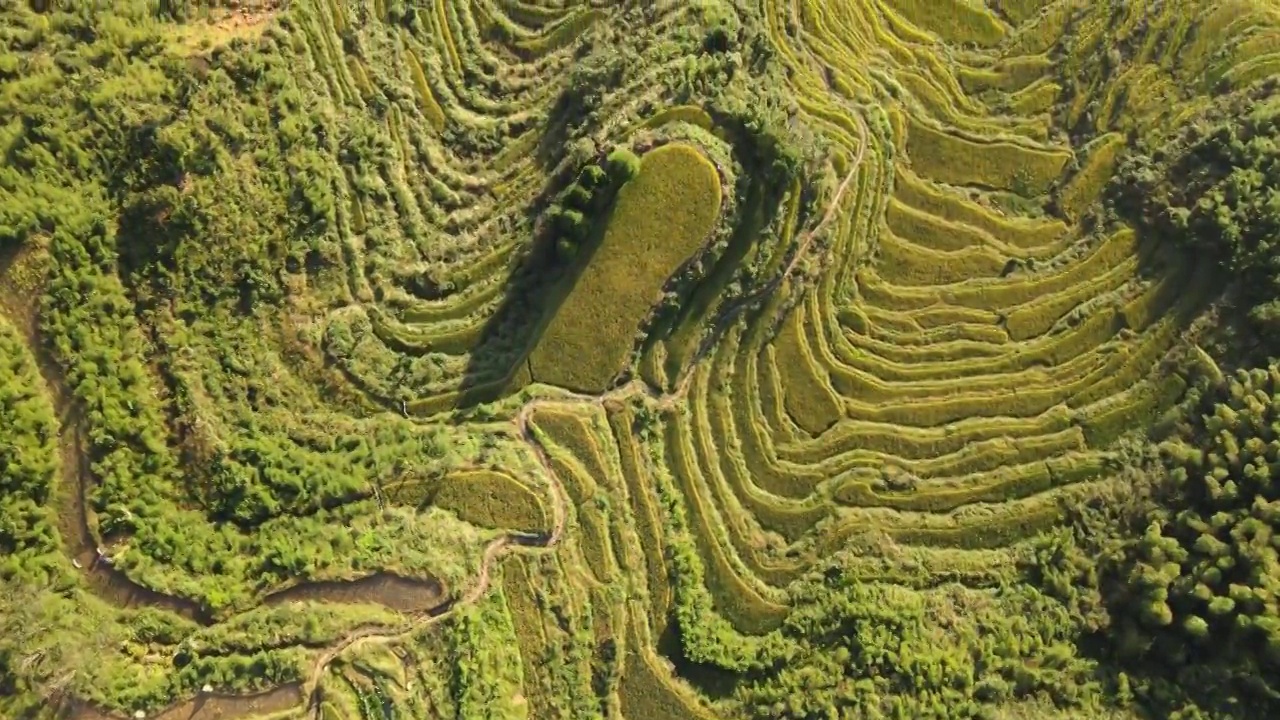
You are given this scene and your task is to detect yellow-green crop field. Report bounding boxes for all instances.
[528,142,722,393]
[2,0,1279,718]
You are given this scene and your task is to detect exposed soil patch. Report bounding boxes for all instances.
[67,683,302,720]
[264,573,448,615]
[168,2,283,55]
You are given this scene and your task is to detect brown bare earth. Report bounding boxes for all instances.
[168,2,282,54]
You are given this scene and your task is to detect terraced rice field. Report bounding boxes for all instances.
[3,0,1279,718]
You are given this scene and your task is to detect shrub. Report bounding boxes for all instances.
[606,147,642,182]
[544,203,565,231]
[556,237,579,262]
[559,208,588,242]
[579,164,608,189]
[563,183,594,211]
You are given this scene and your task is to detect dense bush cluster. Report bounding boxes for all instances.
[0,319,61,584]
[1112,83,1280,346]
[1119,366,1280,714]
[1085,83,1280,716]
[1027,364,1280,718]
[44,215,185,535]
[543,148,640,262]
[737,565,1098,719]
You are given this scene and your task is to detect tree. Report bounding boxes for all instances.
[556,209,586,240]
[1110,85,1280,353]
[555,237,578,262]
[578,164,607,189]
[605,148,641,183]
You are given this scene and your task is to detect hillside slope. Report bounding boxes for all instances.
[2,1,1280,719]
